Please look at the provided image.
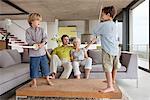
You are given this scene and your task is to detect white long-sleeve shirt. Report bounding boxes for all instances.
[93,20,119,56]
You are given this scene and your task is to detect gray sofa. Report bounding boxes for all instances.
[49,49,138,86]
[87,50,138,79]
[0,50,30,95]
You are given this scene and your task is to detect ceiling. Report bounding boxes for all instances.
[0,0,136,21]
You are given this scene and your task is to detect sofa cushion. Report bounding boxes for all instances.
[87,49,102,65]
[79,64,103,72]
[0,63,29,85]
[0,50,16,68]
[80,64,127,72]
[7,49,21,64]
[118,66,127,72]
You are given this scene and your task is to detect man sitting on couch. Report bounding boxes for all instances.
[49,35,73,79]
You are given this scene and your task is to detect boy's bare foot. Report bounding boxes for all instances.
[30,84,37,88]
[103,80,116,84]
[98,87,115,93]
[103,80,107,83]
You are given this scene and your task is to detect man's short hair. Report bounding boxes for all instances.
[28,13,42,26]
[61,35,69,41]
[102,6,116,18]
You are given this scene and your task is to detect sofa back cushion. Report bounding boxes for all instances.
[120,52,131,68]
[7,49,21,64]
[87,49,102,65]
[0,50,16,68]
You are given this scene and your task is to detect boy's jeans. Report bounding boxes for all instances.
[30,55,50,78]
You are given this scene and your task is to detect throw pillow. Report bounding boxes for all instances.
[87,49,102,65]
[0,50,16,68]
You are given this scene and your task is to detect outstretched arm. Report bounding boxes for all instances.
[85,37,96,49]
[84,50,88,58]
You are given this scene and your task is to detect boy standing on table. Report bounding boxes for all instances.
[93,6,121,93]
[26,13,53,87]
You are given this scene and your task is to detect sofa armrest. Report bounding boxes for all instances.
[120,51,138,77]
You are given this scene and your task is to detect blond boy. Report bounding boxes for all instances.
[26,13,53,87]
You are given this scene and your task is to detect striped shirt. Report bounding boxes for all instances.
[25,27,47,57]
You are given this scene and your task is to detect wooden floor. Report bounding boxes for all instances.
[16,78,122,99]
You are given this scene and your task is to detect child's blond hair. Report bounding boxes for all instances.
[27,13,42,26]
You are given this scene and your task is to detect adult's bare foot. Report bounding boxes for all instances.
[49,73,56,79]
[47,80,54,86]
[76,75,80,79]
[98,87,115,93]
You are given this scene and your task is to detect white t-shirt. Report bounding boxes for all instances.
[71,48,87,61]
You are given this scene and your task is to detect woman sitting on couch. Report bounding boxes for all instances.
[71,37,95,79]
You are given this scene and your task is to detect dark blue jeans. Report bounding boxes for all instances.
[30,55,50,78]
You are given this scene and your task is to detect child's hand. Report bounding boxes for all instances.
[91,38,96,44]
[33,44,39,50]
[38,43,44,48]
[38,44,42,48]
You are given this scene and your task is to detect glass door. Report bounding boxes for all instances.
[131,0,149,72]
